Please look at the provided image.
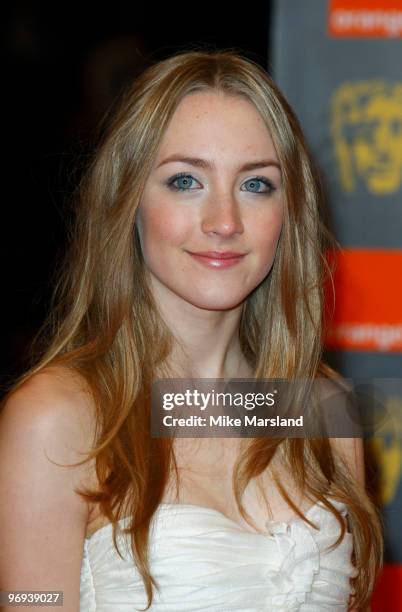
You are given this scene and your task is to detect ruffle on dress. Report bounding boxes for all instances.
[261,498,359,610]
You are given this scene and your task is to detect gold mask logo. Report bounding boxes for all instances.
[367,394,402,506]
[331,81,402,194]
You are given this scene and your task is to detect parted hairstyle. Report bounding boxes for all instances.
[3,48,383,610]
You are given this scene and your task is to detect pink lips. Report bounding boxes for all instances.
[186,250,247,269]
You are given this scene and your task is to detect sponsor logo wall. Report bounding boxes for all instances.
[271,1,402,609]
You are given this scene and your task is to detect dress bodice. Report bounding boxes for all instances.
[80,498,358,611]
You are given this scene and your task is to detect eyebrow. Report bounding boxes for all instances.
[156,155,281,172]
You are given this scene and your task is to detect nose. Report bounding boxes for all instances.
[200,190,244,237]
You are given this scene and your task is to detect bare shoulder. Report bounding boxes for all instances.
[0,365,98,611]
[0,363,100,519]
[1,364,96,430]
[4,365,98,452]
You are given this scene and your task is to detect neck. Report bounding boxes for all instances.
[150,277,252,379]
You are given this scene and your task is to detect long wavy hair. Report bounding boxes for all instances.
[3,48,383,610]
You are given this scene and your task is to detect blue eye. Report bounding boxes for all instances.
[167,173,200,191]
[241,177,276,194]
[166,172,276,195]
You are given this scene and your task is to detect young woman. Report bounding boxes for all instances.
[0,49,383,611]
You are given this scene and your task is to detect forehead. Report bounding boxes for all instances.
[154,91,278,162]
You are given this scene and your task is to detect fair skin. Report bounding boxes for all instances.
[135,90,286,522]
[0,91,364,611]
[135,91,283,379]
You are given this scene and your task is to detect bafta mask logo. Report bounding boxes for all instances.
[367,395,402,506]
[331,81,402,194]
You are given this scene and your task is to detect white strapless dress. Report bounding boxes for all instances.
[80,498,358,611]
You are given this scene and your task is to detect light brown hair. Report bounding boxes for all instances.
[3,48,383,610]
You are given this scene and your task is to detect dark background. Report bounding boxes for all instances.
[3,2,272,395]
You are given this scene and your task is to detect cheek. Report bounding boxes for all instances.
[252,210,283,259]
[138,204,192,253]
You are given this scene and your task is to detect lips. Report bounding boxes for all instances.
[186,250,247,269]
[189,251,246,259]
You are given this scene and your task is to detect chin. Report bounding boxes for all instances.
[182,293,247,312]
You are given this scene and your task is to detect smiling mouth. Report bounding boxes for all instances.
[186,250,247,269]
